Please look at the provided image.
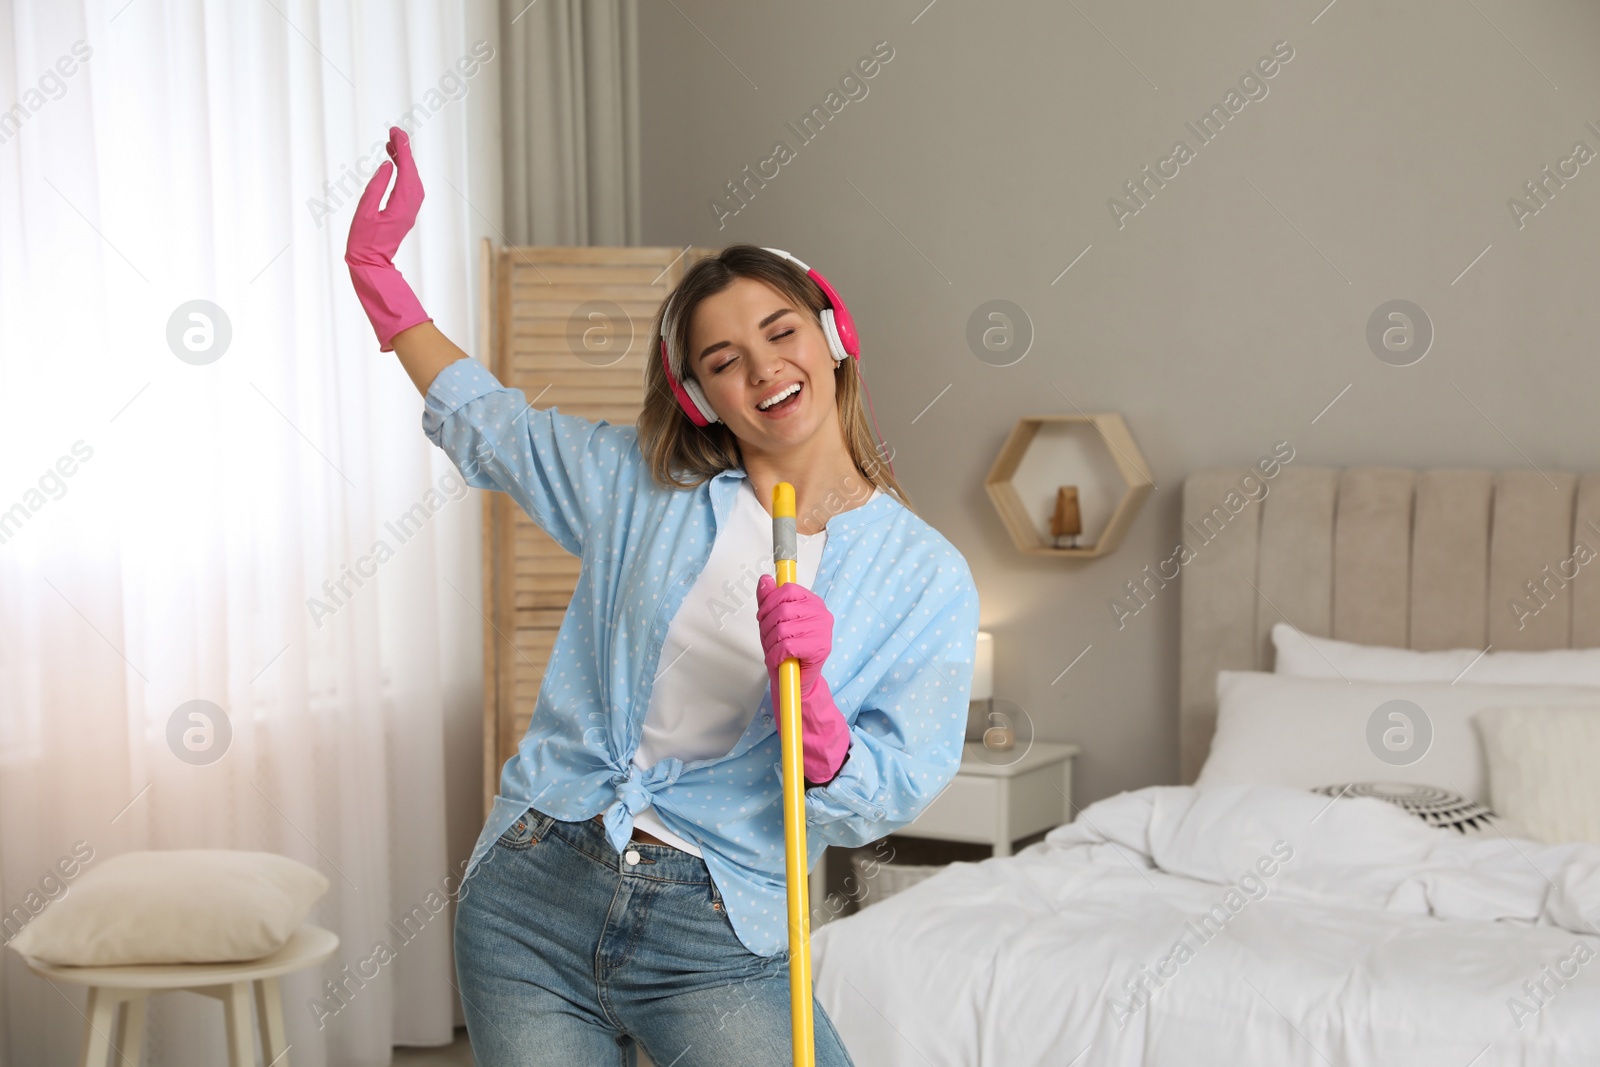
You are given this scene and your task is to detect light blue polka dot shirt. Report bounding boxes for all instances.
[423,357,981,958]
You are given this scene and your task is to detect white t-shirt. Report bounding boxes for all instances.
[631,479,876,855]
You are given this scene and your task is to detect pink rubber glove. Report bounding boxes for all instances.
[345,126,433,352]
[756,573,851,787]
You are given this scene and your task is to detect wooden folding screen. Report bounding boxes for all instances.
[477,242,718,817]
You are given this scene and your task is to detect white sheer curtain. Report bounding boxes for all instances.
[0,2,500,1064]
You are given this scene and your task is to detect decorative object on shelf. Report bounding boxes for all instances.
[1050,486,1083,548]
[966,632,994,743]
[985,412,1154,558]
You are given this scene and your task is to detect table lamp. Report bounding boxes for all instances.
[967,631,994,741]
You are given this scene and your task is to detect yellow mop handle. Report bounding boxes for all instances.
[771,481,816,1067]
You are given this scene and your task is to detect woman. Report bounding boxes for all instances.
[346,126,980,1067]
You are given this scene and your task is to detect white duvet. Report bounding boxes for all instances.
[811,784,1600,1067]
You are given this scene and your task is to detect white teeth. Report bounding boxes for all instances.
[758,383,801,410]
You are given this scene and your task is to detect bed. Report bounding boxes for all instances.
[810,464,1600,1066]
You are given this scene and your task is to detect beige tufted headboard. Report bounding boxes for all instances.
[1178,465,1600,783]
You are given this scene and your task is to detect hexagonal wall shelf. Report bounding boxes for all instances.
[984,413,1154,558]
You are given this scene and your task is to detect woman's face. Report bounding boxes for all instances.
[685,276,839,454]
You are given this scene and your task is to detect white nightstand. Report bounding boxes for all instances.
[810,740,1079,925]
[903,740,1079,855]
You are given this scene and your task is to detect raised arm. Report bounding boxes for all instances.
[344,124,445,393]
[392,321,468,397]
[344,126,638,554]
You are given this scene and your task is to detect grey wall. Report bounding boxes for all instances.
[637,0,1600,809]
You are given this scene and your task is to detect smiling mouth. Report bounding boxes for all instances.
[756,382,803,415]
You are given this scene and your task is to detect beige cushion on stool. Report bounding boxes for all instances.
[7,849,328,967]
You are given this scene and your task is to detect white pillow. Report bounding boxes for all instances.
[1475,706,1600,844]
[1270,621,1600,686]
[6,850,328,967]
[1196,670,1600,803]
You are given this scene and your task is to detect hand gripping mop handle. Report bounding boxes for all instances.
[771,482,817,1067]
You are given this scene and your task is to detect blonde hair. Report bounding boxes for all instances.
[637,244,912,512]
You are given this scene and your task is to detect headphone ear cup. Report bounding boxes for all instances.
[683,377,721,424]
[819,309,848,365]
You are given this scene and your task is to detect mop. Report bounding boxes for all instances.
[770,481,816,1067]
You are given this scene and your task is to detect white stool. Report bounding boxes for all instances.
[23,924,338,1067]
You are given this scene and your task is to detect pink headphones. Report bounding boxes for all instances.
[658,247,860,427]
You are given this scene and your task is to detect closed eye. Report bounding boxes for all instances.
[711,329,794,373]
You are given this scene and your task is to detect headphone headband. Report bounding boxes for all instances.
[658,247,860,427]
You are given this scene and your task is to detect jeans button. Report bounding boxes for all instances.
[624,849,640,865]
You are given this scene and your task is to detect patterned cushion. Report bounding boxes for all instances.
[1312,782,1500,834]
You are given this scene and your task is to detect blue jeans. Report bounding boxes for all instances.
[454,805,858,1067]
